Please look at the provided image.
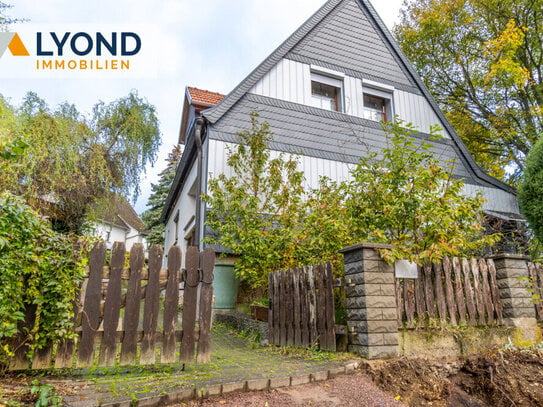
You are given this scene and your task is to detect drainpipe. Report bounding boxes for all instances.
[193,117,205,249]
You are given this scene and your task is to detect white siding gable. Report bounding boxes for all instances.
[249,58,450,138]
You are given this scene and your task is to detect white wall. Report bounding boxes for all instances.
[163,160,199,268]
[208,139,518,213]
[249,58,450,138]
[93,222,147,252]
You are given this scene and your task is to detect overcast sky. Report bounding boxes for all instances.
[1,0,404,214]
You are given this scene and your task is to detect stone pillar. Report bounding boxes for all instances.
[340,243,398,359]
[492,253,537,337]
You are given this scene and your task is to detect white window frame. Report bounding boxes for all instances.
[362,79,394,123]
[310,71,344,112]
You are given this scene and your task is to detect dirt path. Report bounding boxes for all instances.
[181,347,543,407]
[182,370,406,406]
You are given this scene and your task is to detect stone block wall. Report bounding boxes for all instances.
[340,243,398,359]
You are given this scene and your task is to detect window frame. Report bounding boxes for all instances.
[310,71,344,113]
[362,80,394,123]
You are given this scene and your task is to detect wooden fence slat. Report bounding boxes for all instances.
[299,268,310,347]
[433,262,447,322]
[9,304,36,370]
[31,344,53,370]
[140,245,163,365]
[179,246,199,363]
[405,279,415,329]
[164,245,183,363]
[470,258,486,326]
[423,264,436,319]
[462,258,477,326]
[307,267,318,346]
[286,270,294,347]
[396,278,404,329]
[99,242,125,367]
[487,259,503,325]
[442,257,457,326]
[452,258,467,326]
[120,243,144,365]
[527,262,543,321]
[537,264,543,322]
[279,270,287,347]
[160,245,181,363]
[324,262,336,351]
[414,270,426,324]
[273,271,281,346]
[479,259,494,326]
[268,272,275,345]
[197,248,215,363]
[316,264,327,349]
[77,241,106,367]
[54,337,76,369]
[293,268,302,348]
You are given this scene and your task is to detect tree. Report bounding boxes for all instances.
[141,145,182,246]
[0,91,161,233]
[204,113,495,288]
[394,0,543,181]
[518,136,543,243]
[204,112,308,287]
[344,120,499,265]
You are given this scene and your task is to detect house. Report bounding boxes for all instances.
[161,0,522,264]
[93,195,148,251]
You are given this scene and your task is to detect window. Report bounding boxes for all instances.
[363,93,387,122]
[311,72,343,112]
[362,80,394,123]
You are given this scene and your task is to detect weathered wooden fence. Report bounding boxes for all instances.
[528,262,543,322]
[9,241,215,370]
[268,263,336,351]
[396,257,504,328]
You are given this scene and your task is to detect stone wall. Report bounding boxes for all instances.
[341,243,539,360]
[340,243,398,359]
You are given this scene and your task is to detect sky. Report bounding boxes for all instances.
[1,0,404,214]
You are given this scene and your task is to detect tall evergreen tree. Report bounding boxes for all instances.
[141,145,182,246]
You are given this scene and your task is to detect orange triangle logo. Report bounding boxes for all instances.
[8,33,30,56]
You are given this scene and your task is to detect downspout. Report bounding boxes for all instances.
[193,117,205,249]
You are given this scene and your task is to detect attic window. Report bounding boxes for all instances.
[311,72,343,112]
[363,94,387,122]
[362,80,394,123]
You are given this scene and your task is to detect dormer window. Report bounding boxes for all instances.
[311,72,343,112]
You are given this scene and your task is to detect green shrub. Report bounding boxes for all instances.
[0,192,86,371]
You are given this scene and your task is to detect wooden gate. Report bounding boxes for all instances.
[9,241,215,370]
[268,263,336,351]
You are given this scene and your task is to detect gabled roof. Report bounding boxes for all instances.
[179,87,224,144]
[96,195,146,232]
[188,87,224,107]
[201,0,515,194]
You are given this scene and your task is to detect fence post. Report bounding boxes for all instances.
[340,243,398,359]
[491,253,538,339]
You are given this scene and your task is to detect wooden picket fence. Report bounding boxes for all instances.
[528,262,543,322]
[268,263,336,351]
[9,241,215,370]
[396,257,503,328]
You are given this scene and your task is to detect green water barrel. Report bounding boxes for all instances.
[213,264,239,309]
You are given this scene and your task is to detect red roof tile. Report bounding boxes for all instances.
[187,87,224,106]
